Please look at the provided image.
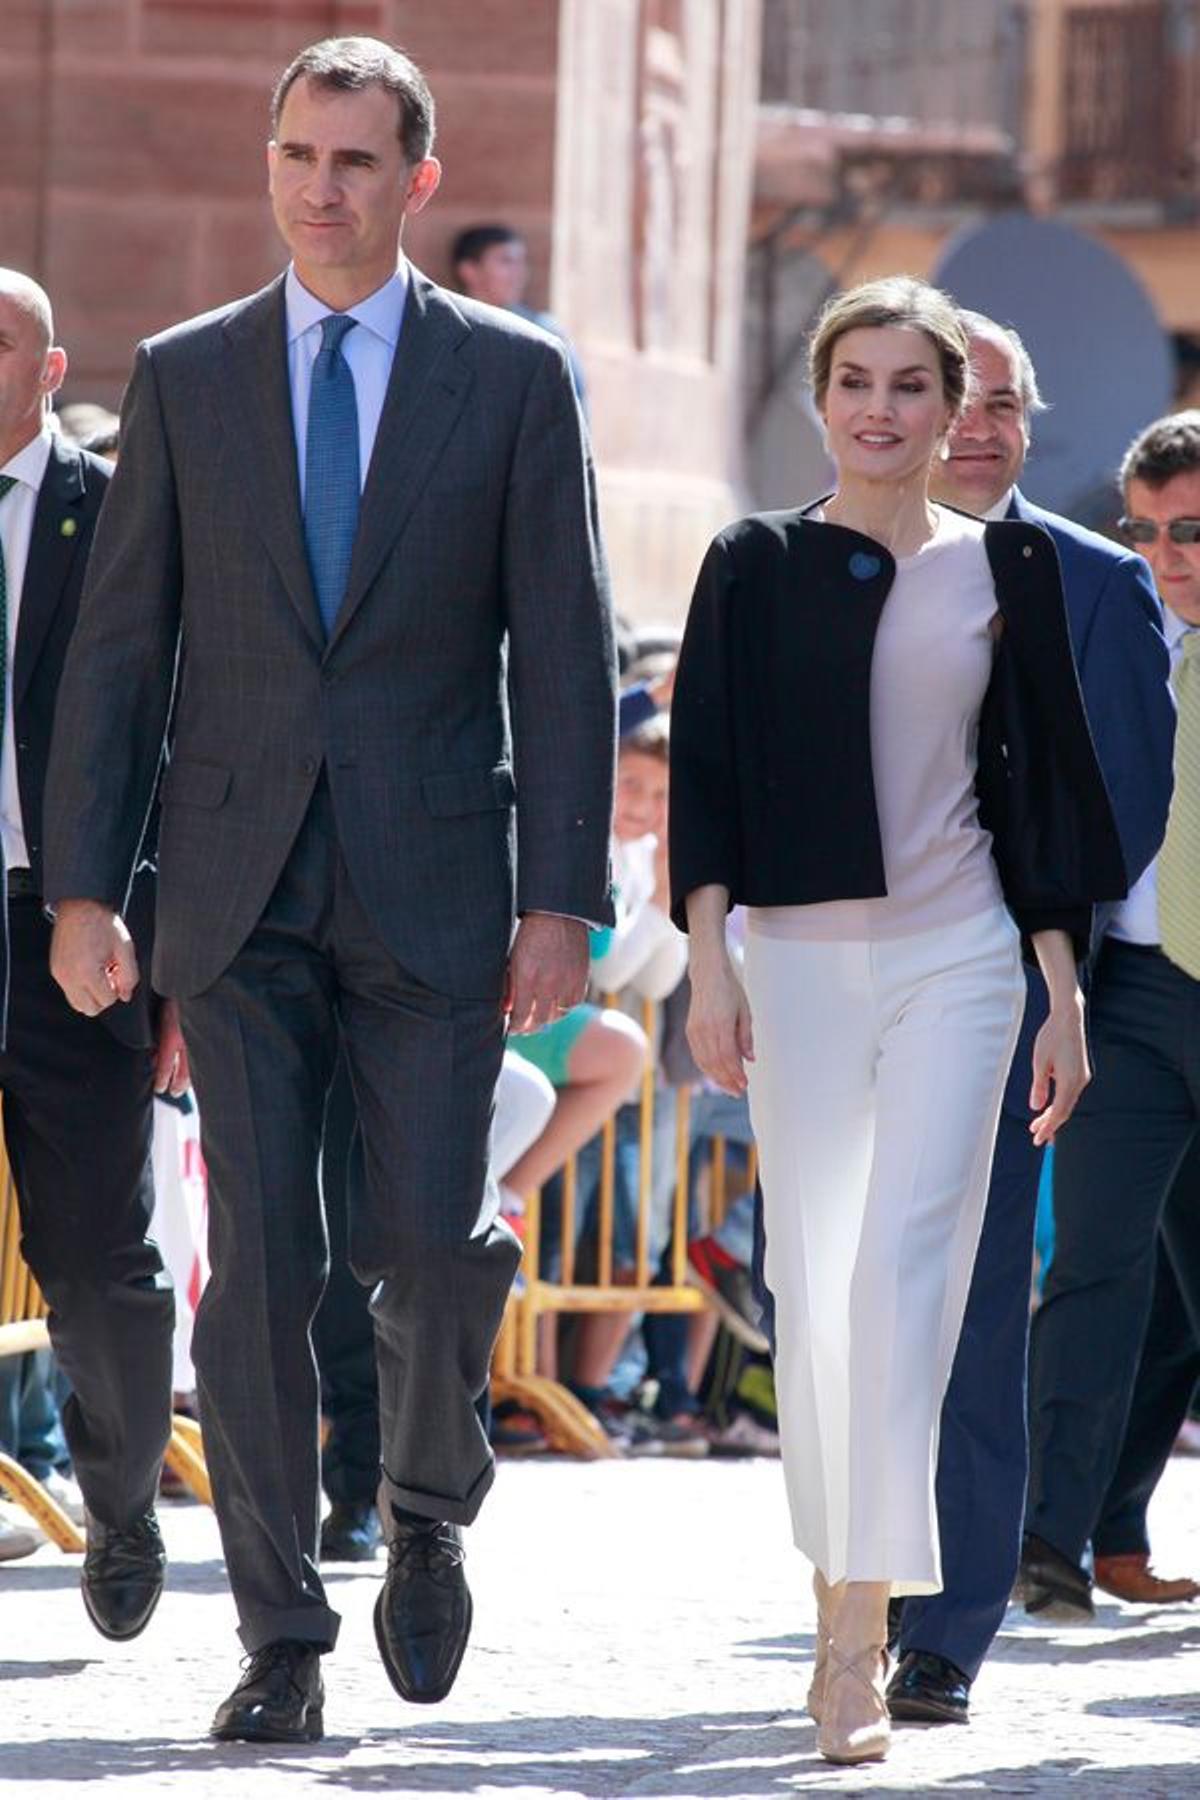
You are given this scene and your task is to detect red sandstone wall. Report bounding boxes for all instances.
[2,0,761,622]
[1,0,560,402]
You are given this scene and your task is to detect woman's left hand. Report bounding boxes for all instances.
[1029,994,1090,1147]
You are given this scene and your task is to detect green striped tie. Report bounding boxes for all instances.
[1159,631,1200,980]
[0,473,15,745]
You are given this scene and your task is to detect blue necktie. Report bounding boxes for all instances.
[304,313,360,638]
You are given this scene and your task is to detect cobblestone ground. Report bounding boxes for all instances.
[2,1452,1198,1798]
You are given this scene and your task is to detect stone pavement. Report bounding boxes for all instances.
[2,1453,1199,1799]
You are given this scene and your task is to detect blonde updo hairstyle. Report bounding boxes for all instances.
[808,276,970,426]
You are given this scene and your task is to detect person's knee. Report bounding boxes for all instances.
[587,1010,647,1088]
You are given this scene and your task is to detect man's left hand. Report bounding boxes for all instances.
[154,996,191,1098]
[505,913,589,1034]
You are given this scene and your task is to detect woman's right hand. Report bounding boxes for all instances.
[687,952,755,1094]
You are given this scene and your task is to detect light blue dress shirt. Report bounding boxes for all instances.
[284,262,408,505]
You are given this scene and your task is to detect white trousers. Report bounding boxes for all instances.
[744,906,1024,1593]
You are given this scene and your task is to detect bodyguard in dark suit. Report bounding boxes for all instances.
[0,269,175,1637]
[887,315,1174,1725]
[1023,410,1200,1614]
[43,39,615,1743]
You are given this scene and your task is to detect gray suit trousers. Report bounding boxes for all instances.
[183,777,519,1654]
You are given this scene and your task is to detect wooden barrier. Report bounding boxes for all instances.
[497,996,757,1457]
[0,1135,211,1546]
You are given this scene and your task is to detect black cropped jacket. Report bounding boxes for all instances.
[668,510,1127,961]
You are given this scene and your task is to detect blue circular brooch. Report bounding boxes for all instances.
[848,551,881,581]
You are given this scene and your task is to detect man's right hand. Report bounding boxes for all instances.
[49,898,140,1016]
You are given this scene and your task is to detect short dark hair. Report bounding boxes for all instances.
[271,36,435,166]
[1120,410,1200,493]
[620,716,670,765]
[451,224,523,268]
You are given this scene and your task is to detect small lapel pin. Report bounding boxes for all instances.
[60,517,77,538]
[849,551,881,581]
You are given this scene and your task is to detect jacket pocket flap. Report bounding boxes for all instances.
[420,763,515,818]
[161,758,231,809]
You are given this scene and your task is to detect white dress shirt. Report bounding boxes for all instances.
[1108,608,1193,947]
[284,262,408,502]
[0,424,53,871]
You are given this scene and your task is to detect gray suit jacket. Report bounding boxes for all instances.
[43,270,617,1002]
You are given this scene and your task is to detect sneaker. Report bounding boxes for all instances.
[624,1411,709,1460]
[41,1469,86,1527]
[705,1411,781,1457]
[0,1505,43,1562]
[686,1236,769,1353]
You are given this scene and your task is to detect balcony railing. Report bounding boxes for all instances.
[759,0,1026,143]
[759,0,1200,213]
[1059,2,1200,205]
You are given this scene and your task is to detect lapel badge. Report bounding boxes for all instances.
[848,551,881,581]
[60,517,78,538]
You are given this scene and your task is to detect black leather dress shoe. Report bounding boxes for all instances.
[320,1500,382,1563]
[210,1640,324,1743]
[886,1650,971,1725]
[81,1510,166,1641]
[374,1514,472,1704]
[1017,1531,1095,1621]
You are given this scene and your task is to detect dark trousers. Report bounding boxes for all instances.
[0,1347,69,1477]
[0,895,173,1526]
[898,992,1045,1681]
[313,1053,380,1508]
[1025,941,1200,1565]
[183,781,520,1654]
[313,1049,495,1506]
[1093,1135,1200,1558]
[898,1108,1041,1676]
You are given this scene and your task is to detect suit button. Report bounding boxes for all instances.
[1022,545,1033,558]
[300,757,317,776]
[322,669,336,686]
[16,740,28,752]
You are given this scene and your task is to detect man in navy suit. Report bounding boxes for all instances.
[0,268,177,1636]
[886,311,1175,1724]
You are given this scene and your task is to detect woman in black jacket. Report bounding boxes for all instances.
[669,277,1125,1767]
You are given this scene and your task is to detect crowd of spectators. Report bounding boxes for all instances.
[1,235,1196,1690]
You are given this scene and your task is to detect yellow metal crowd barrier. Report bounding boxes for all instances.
[0,1134,211,1551]
[0,991,756,1514]
[493,996,757,1458]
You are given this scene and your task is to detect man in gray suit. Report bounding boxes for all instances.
[44,36,615,1743]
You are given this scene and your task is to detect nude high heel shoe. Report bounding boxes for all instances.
[816,1580,891,1765]
[806,1569,842,1724]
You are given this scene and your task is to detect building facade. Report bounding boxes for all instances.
[1,0,762,622]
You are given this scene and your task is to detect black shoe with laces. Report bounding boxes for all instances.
[374,1513,472,1704]
[81,1509,166,1641]
[210,1639,325,1743]
[320,1499,382,1563]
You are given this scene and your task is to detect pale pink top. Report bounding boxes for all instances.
[751,507,1005,942]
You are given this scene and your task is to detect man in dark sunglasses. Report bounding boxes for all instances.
[1023,409,1200,1634]
[1118,513,1200,548]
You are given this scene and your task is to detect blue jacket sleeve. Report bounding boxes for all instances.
[1074,551,1174,888]
[619,682,658,739]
